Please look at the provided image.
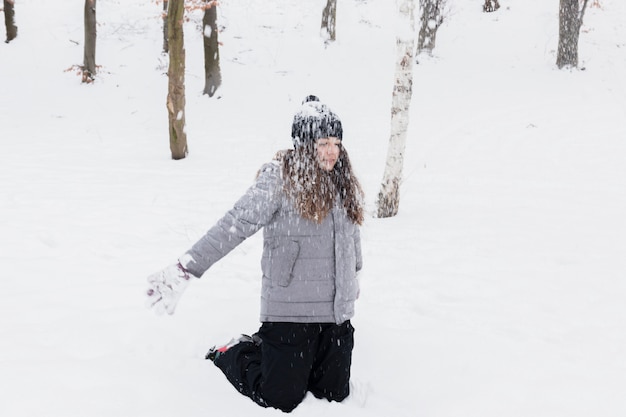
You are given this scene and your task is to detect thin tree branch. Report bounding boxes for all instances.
[579,0,589,24]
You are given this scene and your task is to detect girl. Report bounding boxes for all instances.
[147,95,364,413]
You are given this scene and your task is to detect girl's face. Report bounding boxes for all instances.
[315,137,341,171]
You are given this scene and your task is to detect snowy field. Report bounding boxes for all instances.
[2,0,626,416]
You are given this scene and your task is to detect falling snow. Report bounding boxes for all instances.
[1,0,626,417]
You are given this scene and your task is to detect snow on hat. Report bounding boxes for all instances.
[291,95,343,147]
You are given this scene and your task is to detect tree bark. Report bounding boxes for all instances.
[3,0,17,43]
[556,0,588,69]
[482,0,500,12]
[321,0,337,44]
[417,0,445,54]
[162,0,169,53]
[377,0,416,218]
[83,0,97,82]
[167,0,188,160]
[202,1,221,97]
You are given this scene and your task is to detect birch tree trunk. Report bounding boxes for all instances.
[376,0,416,218]
[83,0,97,83]
[321,0,337,44]
[167,0,188,160]
[3,0,17,43]
[202,1,221,97]
[556,0,589,69]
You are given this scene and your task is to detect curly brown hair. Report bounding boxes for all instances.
[279,142,364,225]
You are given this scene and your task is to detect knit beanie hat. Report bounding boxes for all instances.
[291,95,343,147]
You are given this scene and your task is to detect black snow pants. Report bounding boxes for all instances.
[212,321,355,413]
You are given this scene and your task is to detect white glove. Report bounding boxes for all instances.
[146,262,193,315]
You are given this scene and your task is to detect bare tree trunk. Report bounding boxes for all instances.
[321,0,337,44]
[417,0,445,54]
[3,0,17,43]
[202,1,221,97]
[83,0,97,83]
[167,0,188,160]
[162,0,168,53]
[482,0,500,12]
[556,0,588,69]
[377,0,416,218]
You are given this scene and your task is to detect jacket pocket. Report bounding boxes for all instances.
[270,239,300,287]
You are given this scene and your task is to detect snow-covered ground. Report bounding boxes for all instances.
[2,0,626,416]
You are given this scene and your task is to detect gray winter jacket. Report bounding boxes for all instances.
[180,160,362,324]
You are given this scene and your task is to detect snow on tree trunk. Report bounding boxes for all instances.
[3,0,17,43]
[167,0,188,160]
[83,0,97,83]
[417,0,445,55]
[321,0,337,44]
[376,0,416,218]
[202,1,221,97]
[556,0,589,69]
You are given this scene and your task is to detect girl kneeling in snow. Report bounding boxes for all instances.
[146,95,364,413]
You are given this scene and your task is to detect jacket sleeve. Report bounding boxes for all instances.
[180,162,281,278]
